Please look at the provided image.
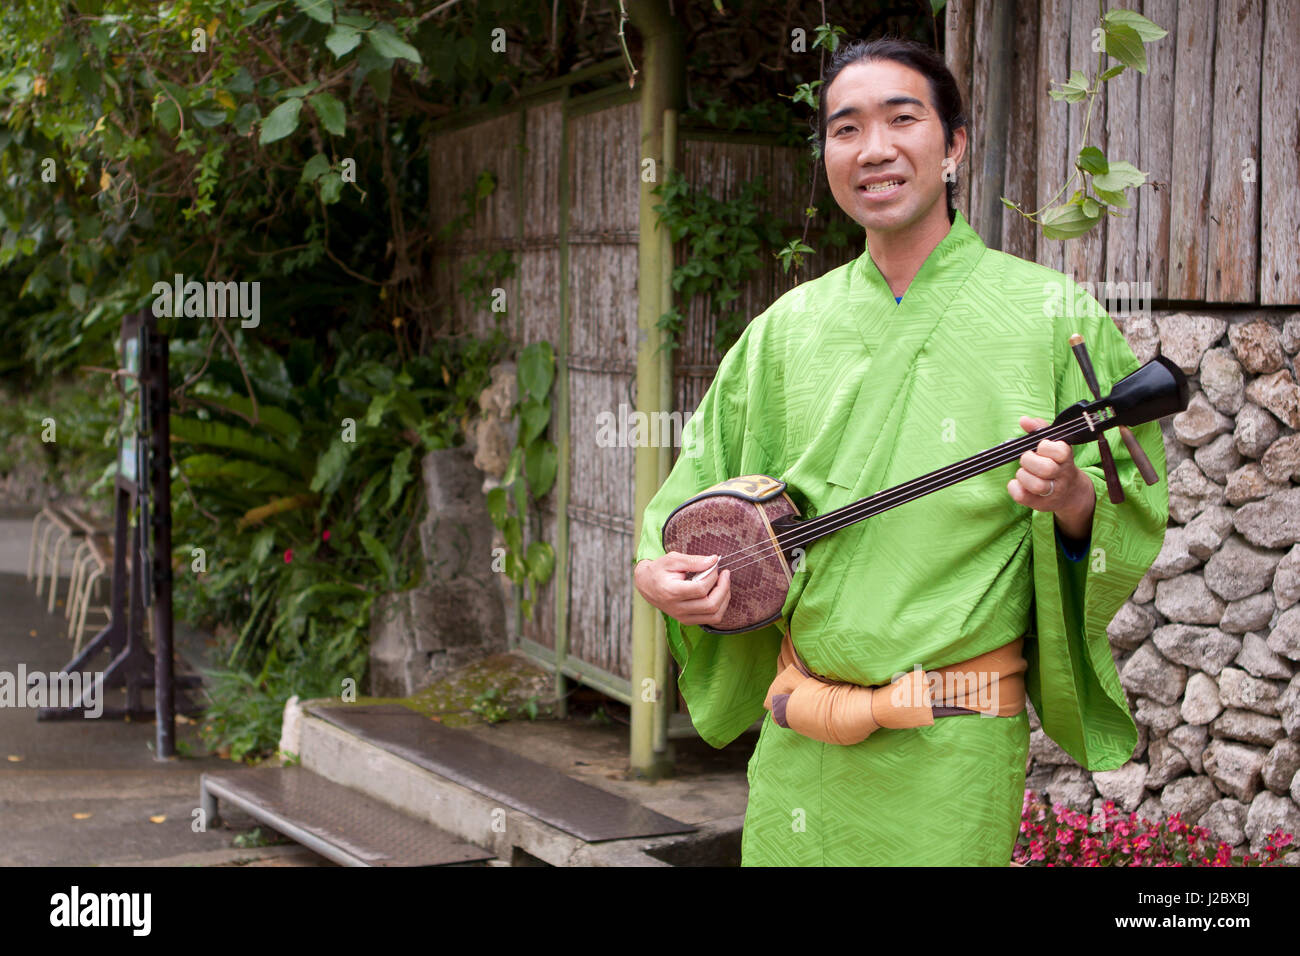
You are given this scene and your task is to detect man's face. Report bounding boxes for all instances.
[822,59,966,235]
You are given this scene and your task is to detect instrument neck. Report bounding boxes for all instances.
[775,414,1102,548]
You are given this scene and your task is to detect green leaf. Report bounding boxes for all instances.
[259,97,303,144]
[250,527,275,563]
[1102,9,1168,42]
[1091,159,1146,192]
[1104,22,1148,74]
[293,0,334,24]
[318,172,343,204]
[486,487,508,526]
[1075,146,1108,175]
[1040,202,1101,241]
[310,92,346,136]
[358,531,394,585]
[153,95,180,135]
[302,153,331,183]
[367,29,422,64]
[525,441,557,498]
[170,416,300,469]
[1099,64,1126,82]
[325,24,362,57]
[385,447,413,509]
[1048,69,1090,103]
[241,1,282,25]
[193,108,227,128]
[525,541,555,583]
[518,341,555,401]
[232,103,261,136]
[502,446,522,486]
[1092,186,1130,208]
[309,439,352,493]
[226,68,256,95]
[1081,196,1100,219]
[929,0,947,13]
[503,516,522,556]
[178,454,300,494]
[194,393,303,439]
[519,400,550,446]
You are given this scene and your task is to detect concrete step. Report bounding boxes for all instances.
[289,700,735,866]
[200,766,496,867]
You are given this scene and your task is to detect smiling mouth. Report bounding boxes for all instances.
[859,179,905,194]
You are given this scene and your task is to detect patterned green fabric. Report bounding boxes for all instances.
[634,211,1169,865]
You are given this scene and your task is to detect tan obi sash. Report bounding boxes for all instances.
[762,630,1028,746]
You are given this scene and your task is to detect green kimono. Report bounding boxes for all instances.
[634,210,1169,866]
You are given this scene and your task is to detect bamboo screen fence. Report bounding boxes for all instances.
[426,80,852,714]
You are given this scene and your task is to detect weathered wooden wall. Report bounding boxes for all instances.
[947,0,1300,306]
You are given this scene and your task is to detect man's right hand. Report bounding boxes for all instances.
[634,552,732,628]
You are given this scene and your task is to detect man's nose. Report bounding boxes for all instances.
[856,121,897,165]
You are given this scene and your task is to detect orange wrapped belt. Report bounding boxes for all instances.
[762,630,1028,746]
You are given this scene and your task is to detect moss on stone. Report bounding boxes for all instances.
[354,651,556,728]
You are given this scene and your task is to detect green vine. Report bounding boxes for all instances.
[651,167,787,355]
[442,169,556,618]
[486,340,557,620]
[1001,5,1168,239]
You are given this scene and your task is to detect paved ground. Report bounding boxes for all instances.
[0,509,330,866]
[2,505,754,866]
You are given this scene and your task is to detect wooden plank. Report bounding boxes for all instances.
[1206,0,1263,302]
[968,0,994,240]
[1035,0,1071,272]
[1103,4,1142,301]
[1137,0,1178,301]
[1167,0,1217,300]
[1002,0,1040,261]
[945,0,977,223]
[1260,0,1300,304]
[1063,0,1106,287]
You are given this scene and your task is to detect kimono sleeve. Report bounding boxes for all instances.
[1025,292,1170,771]
[634,321,785,749]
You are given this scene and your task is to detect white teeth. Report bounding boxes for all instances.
[863,180,903,192]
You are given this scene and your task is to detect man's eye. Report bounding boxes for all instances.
[894,114,915,123]
[834,125,856,136]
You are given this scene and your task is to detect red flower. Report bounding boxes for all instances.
[284,549,293,563]
[322,529,331,541]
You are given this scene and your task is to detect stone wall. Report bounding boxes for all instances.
[367,363,518,697]
[1024,309,1300,860]
[367,444,507,697]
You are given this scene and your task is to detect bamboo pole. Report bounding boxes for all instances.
[628,0,684,779]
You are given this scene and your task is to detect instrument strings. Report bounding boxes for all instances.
[702,415,1104,579]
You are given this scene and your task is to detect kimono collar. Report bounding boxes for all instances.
[852,209,986,304]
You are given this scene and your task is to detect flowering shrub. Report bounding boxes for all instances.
[1014,789,1295,867]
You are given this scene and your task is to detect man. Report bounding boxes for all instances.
[633,38,1168,866]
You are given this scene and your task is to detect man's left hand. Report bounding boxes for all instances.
[1006,416,1096,541]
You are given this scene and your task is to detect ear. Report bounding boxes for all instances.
[947,124,968,171]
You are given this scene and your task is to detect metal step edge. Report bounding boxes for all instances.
[296,710,681,866]
[200,769,496,868]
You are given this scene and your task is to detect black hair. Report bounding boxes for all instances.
[817,37,968,221]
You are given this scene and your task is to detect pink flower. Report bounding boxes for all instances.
[322,529,331,541]
[284,549,293,563]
